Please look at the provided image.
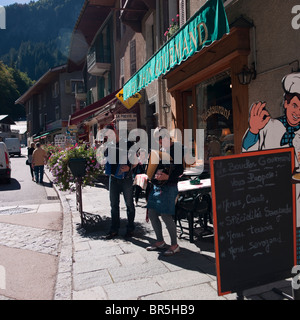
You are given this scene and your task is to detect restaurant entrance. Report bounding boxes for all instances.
[196,71,233,167]
[181,71,233,168]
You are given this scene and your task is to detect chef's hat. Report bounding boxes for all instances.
[282,72,300,94]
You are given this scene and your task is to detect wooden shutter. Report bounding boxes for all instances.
[179,0,186,27]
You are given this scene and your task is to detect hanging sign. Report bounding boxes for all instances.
[116,88,141,110]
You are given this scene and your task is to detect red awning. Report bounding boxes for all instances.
[70,90,119,125]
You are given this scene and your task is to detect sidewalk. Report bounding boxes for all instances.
[46,170,294,301]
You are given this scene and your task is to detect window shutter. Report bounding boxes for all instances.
[179,0,186,27]
[65,80,71,94]
[120,57,124,77]
[130,40,136,76]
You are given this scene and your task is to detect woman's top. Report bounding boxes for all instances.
[27,147,35,163]
[146,142,184,215]
[151,141,184,186]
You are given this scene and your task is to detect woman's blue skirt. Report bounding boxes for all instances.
[146,184,178,215]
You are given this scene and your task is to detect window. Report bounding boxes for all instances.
[52,81,59,98]
[120,57,124,87]
[71,104,76,114]
[130,40,136,76]
[145,14,155,59]
[55,106,60,121]
[196,72,233,163]
[39,113,43,127]
[28,99,33,115]
[44,114,47,130]
[38,94,42,111]
[71,80,85,94]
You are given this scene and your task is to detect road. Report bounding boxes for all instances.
[0,148,63,300]
[0,148,51,206]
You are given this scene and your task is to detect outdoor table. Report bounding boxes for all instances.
[176,178,212,243]
[134,173,213,243]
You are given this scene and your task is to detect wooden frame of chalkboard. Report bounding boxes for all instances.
[210,148,297,296]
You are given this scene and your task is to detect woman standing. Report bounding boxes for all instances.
[146,127,184,256]
[27,142,35,181]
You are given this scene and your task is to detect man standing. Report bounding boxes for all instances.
[103,124,135,239]
[32,142,48,184]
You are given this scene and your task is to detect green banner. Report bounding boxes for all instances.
[123,0,229,100]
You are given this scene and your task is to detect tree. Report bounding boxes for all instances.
[0,61,33,120]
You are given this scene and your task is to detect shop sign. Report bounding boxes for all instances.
[68,125,78,133]
[123,0,229,100]
[55,134,66,147]
[115,114,137,131]
[201,105,231,121]
[116,88,141,109]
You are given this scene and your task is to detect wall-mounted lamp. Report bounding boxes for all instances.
[237,63,256,85]
[110,104,116,114]
[162,104,171,113]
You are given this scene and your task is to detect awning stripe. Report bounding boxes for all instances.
[123,0,229,100]
[69,89,120,125]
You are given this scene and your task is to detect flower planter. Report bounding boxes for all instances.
[68,158,86,178]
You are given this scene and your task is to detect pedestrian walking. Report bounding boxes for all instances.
[27,142,35,181]
[32,142,48,184]
[103,124,136,239]
[146,126,184,256]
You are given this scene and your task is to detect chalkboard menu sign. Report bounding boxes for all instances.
[210,148,297,296]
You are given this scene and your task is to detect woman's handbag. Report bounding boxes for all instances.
[26,159,30,165]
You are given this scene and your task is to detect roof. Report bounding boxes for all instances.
[15,65,67,105]
[67,0,115,73]
[0,115,16,125]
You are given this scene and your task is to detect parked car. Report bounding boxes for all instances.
[0,142,11,183]
[4,138,21,157]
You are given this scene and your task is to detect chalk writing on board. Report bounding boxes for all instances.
[211,148,295,295]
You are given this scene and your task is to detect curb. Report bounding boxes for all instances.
[45,169,73,300]
[43,173,59,201]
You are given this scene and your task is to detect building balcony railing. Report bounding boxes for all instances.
[87,47,111,76]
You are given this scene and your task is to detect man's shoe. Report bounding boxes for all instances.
[124,231,134,238]
[105,232,118,240]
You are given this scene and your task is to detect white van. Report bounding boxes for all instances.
[0,142,11,183]
[4,138,21,157]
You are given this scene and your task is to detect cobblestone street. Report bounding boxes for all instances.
[0,222,61,255]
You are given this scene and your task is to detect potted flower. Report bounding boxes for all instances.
[164,14,180,40]
[48,143,103,191]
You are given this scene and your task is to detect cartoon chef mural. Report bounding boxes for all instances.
[242,72,300,232]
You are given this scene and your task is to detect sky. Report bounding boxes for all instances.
[1,0,38,6]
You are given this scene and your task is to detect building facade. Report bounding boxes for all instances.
[16,65,83,145]
[17,0,300,160]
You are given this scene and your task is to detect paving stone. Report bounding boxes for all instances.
[73,286,107,300]
[116,252,146,266]
[73,269,113,291]
[108,260,169,283]
[0,222,61,256]
[141,283,225,300]
[103,278,163,300]
[153,269,212,291]
[73,255,120,274]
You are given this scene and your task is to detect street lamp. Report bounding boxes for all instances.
[237,63,256,85]
[162,104,171,113]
